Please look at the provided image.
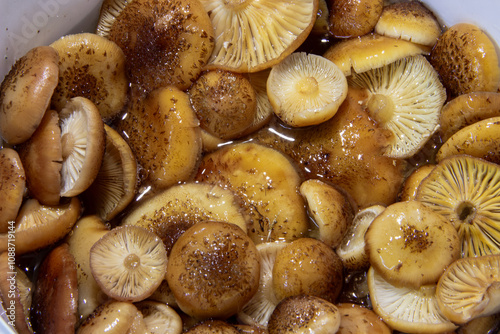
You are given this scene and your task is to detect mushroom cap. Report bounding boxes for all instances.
[200,0,318,72]
[188,69,257,140]
[31,243,79,334]
[0,46,59,145]
[267,52,348,127]
[436,254,500,324]
[399,164,435,202]
[365,200,461,289]
[166,221,261,320]
[323,33,430,76]
[184,320,240,334]
[430,23,500,97]
[19,109,62,206]
[135,300,183,334]
[89,225,167,302]
[243,69,274,135]
[416,155,500,258]
[374,0,441,46]
[439,91,500,142]
[367,266,458,334]
[107,0,215,92]
[267,294,341,334]
[77,300,143,333]
[59,96,105,198]
[0,148,26,232]
[336,303,392,334]
[329,0,384,38]
[348,55,446,158]
[82,124,137,221]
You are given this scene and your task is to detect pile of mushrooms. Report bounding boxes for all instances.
[1,0,500,333]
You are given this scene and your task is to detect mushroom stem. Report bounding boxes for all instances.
[125,254,141,270]
[296,77,319,95]
[367,93,394,125]
[61,132,75,160]
[456,201,477,224]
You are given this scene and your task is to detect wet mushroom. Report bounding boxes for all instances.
[184,320,240,334]
[166,221,260,320]
[0,148,26,232]
[89,225,167,302]
[59,97,105,198]
[329,0,383,38]
[243,69,274,135]
[50,33,128,121]
[95,0,132,37]
[399,164,435,202]
[266,52,348,127]
[436,254,500,325]
[430,23,500,97]
[200,0,318,72]
[348,55,446,158]
[0,46,59,145]
[77,300,144,334]
[336,303,391,334]
[135,300,183,334]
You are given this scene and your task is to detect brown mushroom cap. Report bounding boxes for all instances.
[0,148,26,232]
[166,221,260,320]
[329,0,384,38]
[107,0,215,93]
[184,320,240,334]
[31,243,79,334]
[336,303,392,334]
[77,300,143,333]
[0,46,59,145]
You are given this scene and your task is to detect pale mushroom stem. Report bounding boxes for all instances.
[61,133,75,160]
[296,77,319,96]
[367,93,395,125]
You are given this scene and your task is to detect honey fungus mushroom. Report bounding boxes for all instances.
[166,221,260,320]
[0,148,26,232]
[329,0,383,38]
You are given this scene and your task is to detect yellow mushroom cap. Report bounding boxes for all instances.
[329,0,384,38]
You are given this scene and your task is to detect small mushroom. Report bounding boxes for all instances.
[188,69,257,140]
[266,52,348,127]
[336,303,391,334]
[50,33,128,121]
[81,124,137,221]
[367,266,458,334]
[399,164,435,202]
[267,294,341,334]
[59,97,105,198]
[375,1,441,46]
[311,0,329,35]
[329,0,383,38]
[348,55,446,158]
[430,23,500,97]
[135,300,183,334]
[0,148,26,232]
[166,221,260,320]
[323,33,430,76]
[243,69,274,136]
[184,320,240,334]
[0,46,59,145]
[0,197,81,255]
[18,109,62,206]
[89,225,167,302]
[200,0,318,72]
[365,200,460,289]
[77,300,144,334]
[106,0,215,92]
[436,254,500,324]
[31,243,79,334]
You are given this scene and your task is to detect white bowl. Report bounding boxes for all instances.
[0,0,499,333]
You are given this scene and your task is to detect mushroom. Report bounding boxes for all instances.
[266,52,348,127]
[0,253,33,334]
[436,116,500,164]
[59,97,105,198]
[89,225,167,302]
[49,33,128,121]
[329,0,383,38]
[367,266,458,334]
[436,254,500,325]
[0,197,81,255]
[300,179,354,248]
[374,1,442,47]
[18,109,62,206]
[430,23,500,97]
[118,86,202,190]
[166,221,260,320]
[194,142,309,244]
[135,300,183,334]
[336,204,385,271]
[439,91,500,142]
[399,164,435,202]
[81,124,137,221]
[0,148,26,232]
[237,242,288,327]
[415,155,500,257]
[188,69,257,140]
[267,294,341,334]
[311,0,329,35]
[233,324,268,334]
[243,69,274,135]
[95,0,132,37]
[66,215,110,323]
[272,238,343,303]
[365,201,460,289]
[323,33,430,76]
[348,55,446,158]
[184,320,240,334]
[336,303,391,334]
[31,243,79,334]
[0,46,59,145]
[122,182,249,255]
[105,0,215,93]
[199,0,318,72]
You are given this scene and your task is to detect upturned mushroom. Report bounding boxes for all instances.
[329,0,383,38]
[135,301,183,334]
[0,148,26,232]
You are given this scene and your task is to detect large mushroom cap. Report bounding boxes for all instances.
[329,0,384,38]
[200,0,318,72]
